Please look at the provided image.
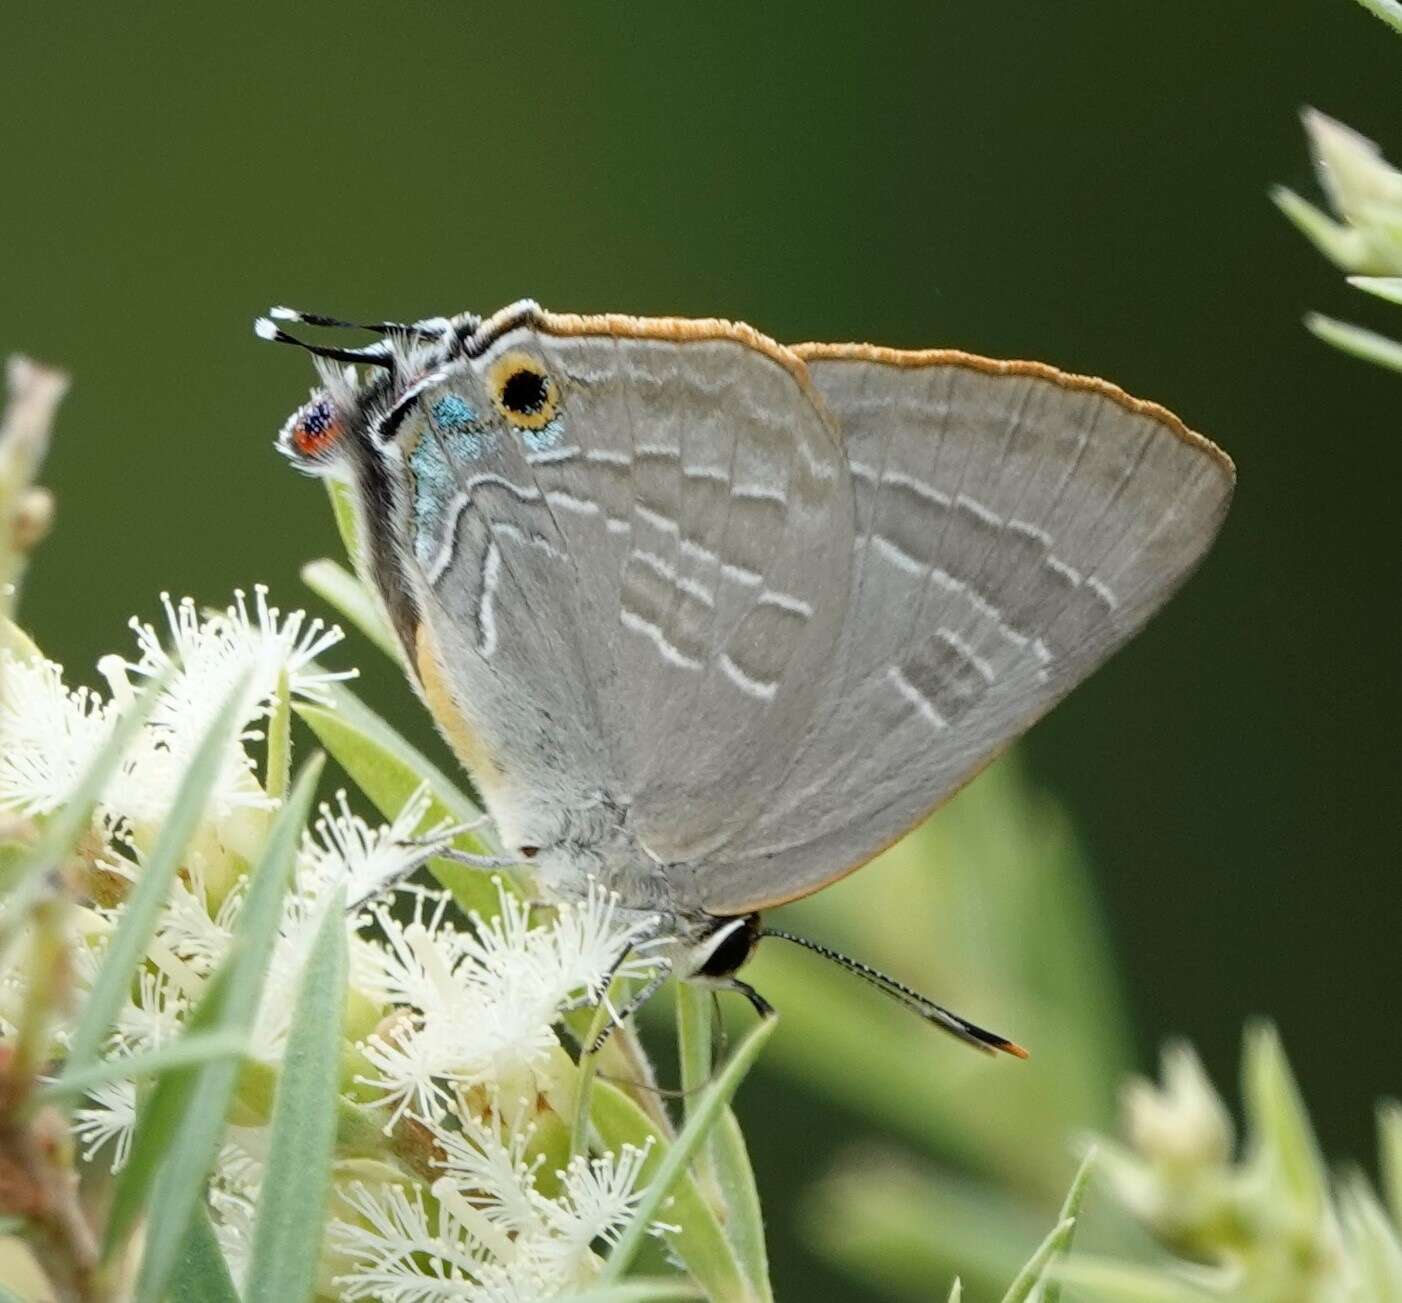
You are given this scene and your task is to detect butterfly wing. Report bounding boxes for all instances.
[400,305,853,858]
[695,345,1235,914]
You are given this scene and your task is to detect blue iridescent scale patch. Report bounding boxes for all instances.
[430,394,492,459]
[523,418,565,454]
[408,431,456,566]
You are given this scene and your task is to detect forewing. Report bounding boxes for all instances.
[401,305,853,859]
[697,346,1234,914]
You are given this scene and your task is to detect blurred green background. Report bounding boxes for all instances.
[2,2,1397,1296]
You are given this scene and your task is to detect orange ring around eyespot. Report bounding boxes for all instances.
[292,398,344,457]
[487,351,558,430]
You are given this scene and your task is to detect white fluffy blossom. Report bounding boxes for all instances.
[331,1110,657,1302]
[356,884,662,1127]
[0,651,112,816]
[1,585,673,1303]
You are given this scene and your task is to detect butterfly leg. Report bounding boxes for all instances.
[588,956,674,1055]
[345,825,515,912]
[716,977,775,1020]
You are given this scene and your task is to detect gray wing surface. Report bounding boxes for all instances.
[404,307,853,859]
[697,347,1235,914]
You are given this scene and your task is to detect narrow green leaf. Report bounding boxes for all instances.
[677,981,770,1298]
[1271,186,1371,270]
[115,757,323,1302]
[0,670,162,941]
[61,675,248,1079]
[38,1030,249,1102]
[1242,1023,1328,1222]
[711,1110,771,1302]
[300,558,400,664]
[245,888,348,1303]
[265,670,292,801]
[295,684,508,917]
[591,1084,749,1302]
[1306,313,1402,373]
[168,1206,240,1303]
[325,478,364,571]
[554,1283,703,1303]
[599,1014,776,1286]
[1349,275,1402,305]
[1355,0,1402,36]
[1050,1257,1212,1302]
[1379,1100,1402,1232]
[1039,1148,1096,1303]
[571,995,615,1161]
[1001,1218,1074,1303]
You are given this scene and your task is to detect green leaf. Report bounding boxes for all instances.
[265,669,292,801]
[113,756,323,1302]
[60,674,248,1081]
[591,1083,750,1302]
[325,477,364,571]
[1001,1218,1074,1303]
[1349,275,1402,305]
[1355,0,1402,36]
[295,683,507,916]
[0,670,163,950]
[1242,1023,1328,1223]
[599,1014,776,1288]
[554,1283,704,1303]
[1039,1148,1096,1303]
[1379,1100,1402,1232]
[245,888,348,1303]
[37,1030,249,1102]
[1338,1174,1402,1298]
[168,1206,240,1303]
[1050,1257,1213,1302]
[710,1110,771,1303]
[1305,313,1402,373]
[301,557,400,664]
[676,982,770,1297]
[1271,186,1372,270]
[804,1160,1049,1303]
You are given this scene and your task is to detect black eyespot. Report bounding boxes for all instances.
[500,368,548,415]
[487,351,559,430]
[520,845,539,860]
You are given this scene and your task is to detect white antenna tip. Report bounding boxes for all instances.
[269,306,299,321]
[253,317,279,340]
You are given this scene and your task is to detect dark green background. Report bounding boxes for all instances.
[3,2,1398,1295]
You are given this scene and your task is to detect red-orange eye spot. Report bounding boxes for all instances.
[293,398,343,457]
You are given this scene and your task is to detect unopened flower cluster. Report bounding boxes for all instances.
[1095,1030,1402,1302]
[0,588,659,1300]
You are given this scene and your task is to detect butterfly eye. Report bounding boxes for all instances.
[291,397,344,458]
[487,352,558,430]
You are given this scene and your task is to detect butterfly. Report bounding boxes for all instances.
[260,299,1233,1056]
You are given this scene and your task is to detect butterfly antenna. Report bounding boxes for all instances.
[758,928,1029,1059]
[253,317,396,370]
[268,306,453,338]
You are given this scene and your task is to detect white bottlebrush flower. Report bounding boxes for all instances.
[298,784,454,912]
[356,883,661,1127]
[72,1078,137,1174]
[331,1118,657,1303]
[122,586,353,741]
[0,651,112,817]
